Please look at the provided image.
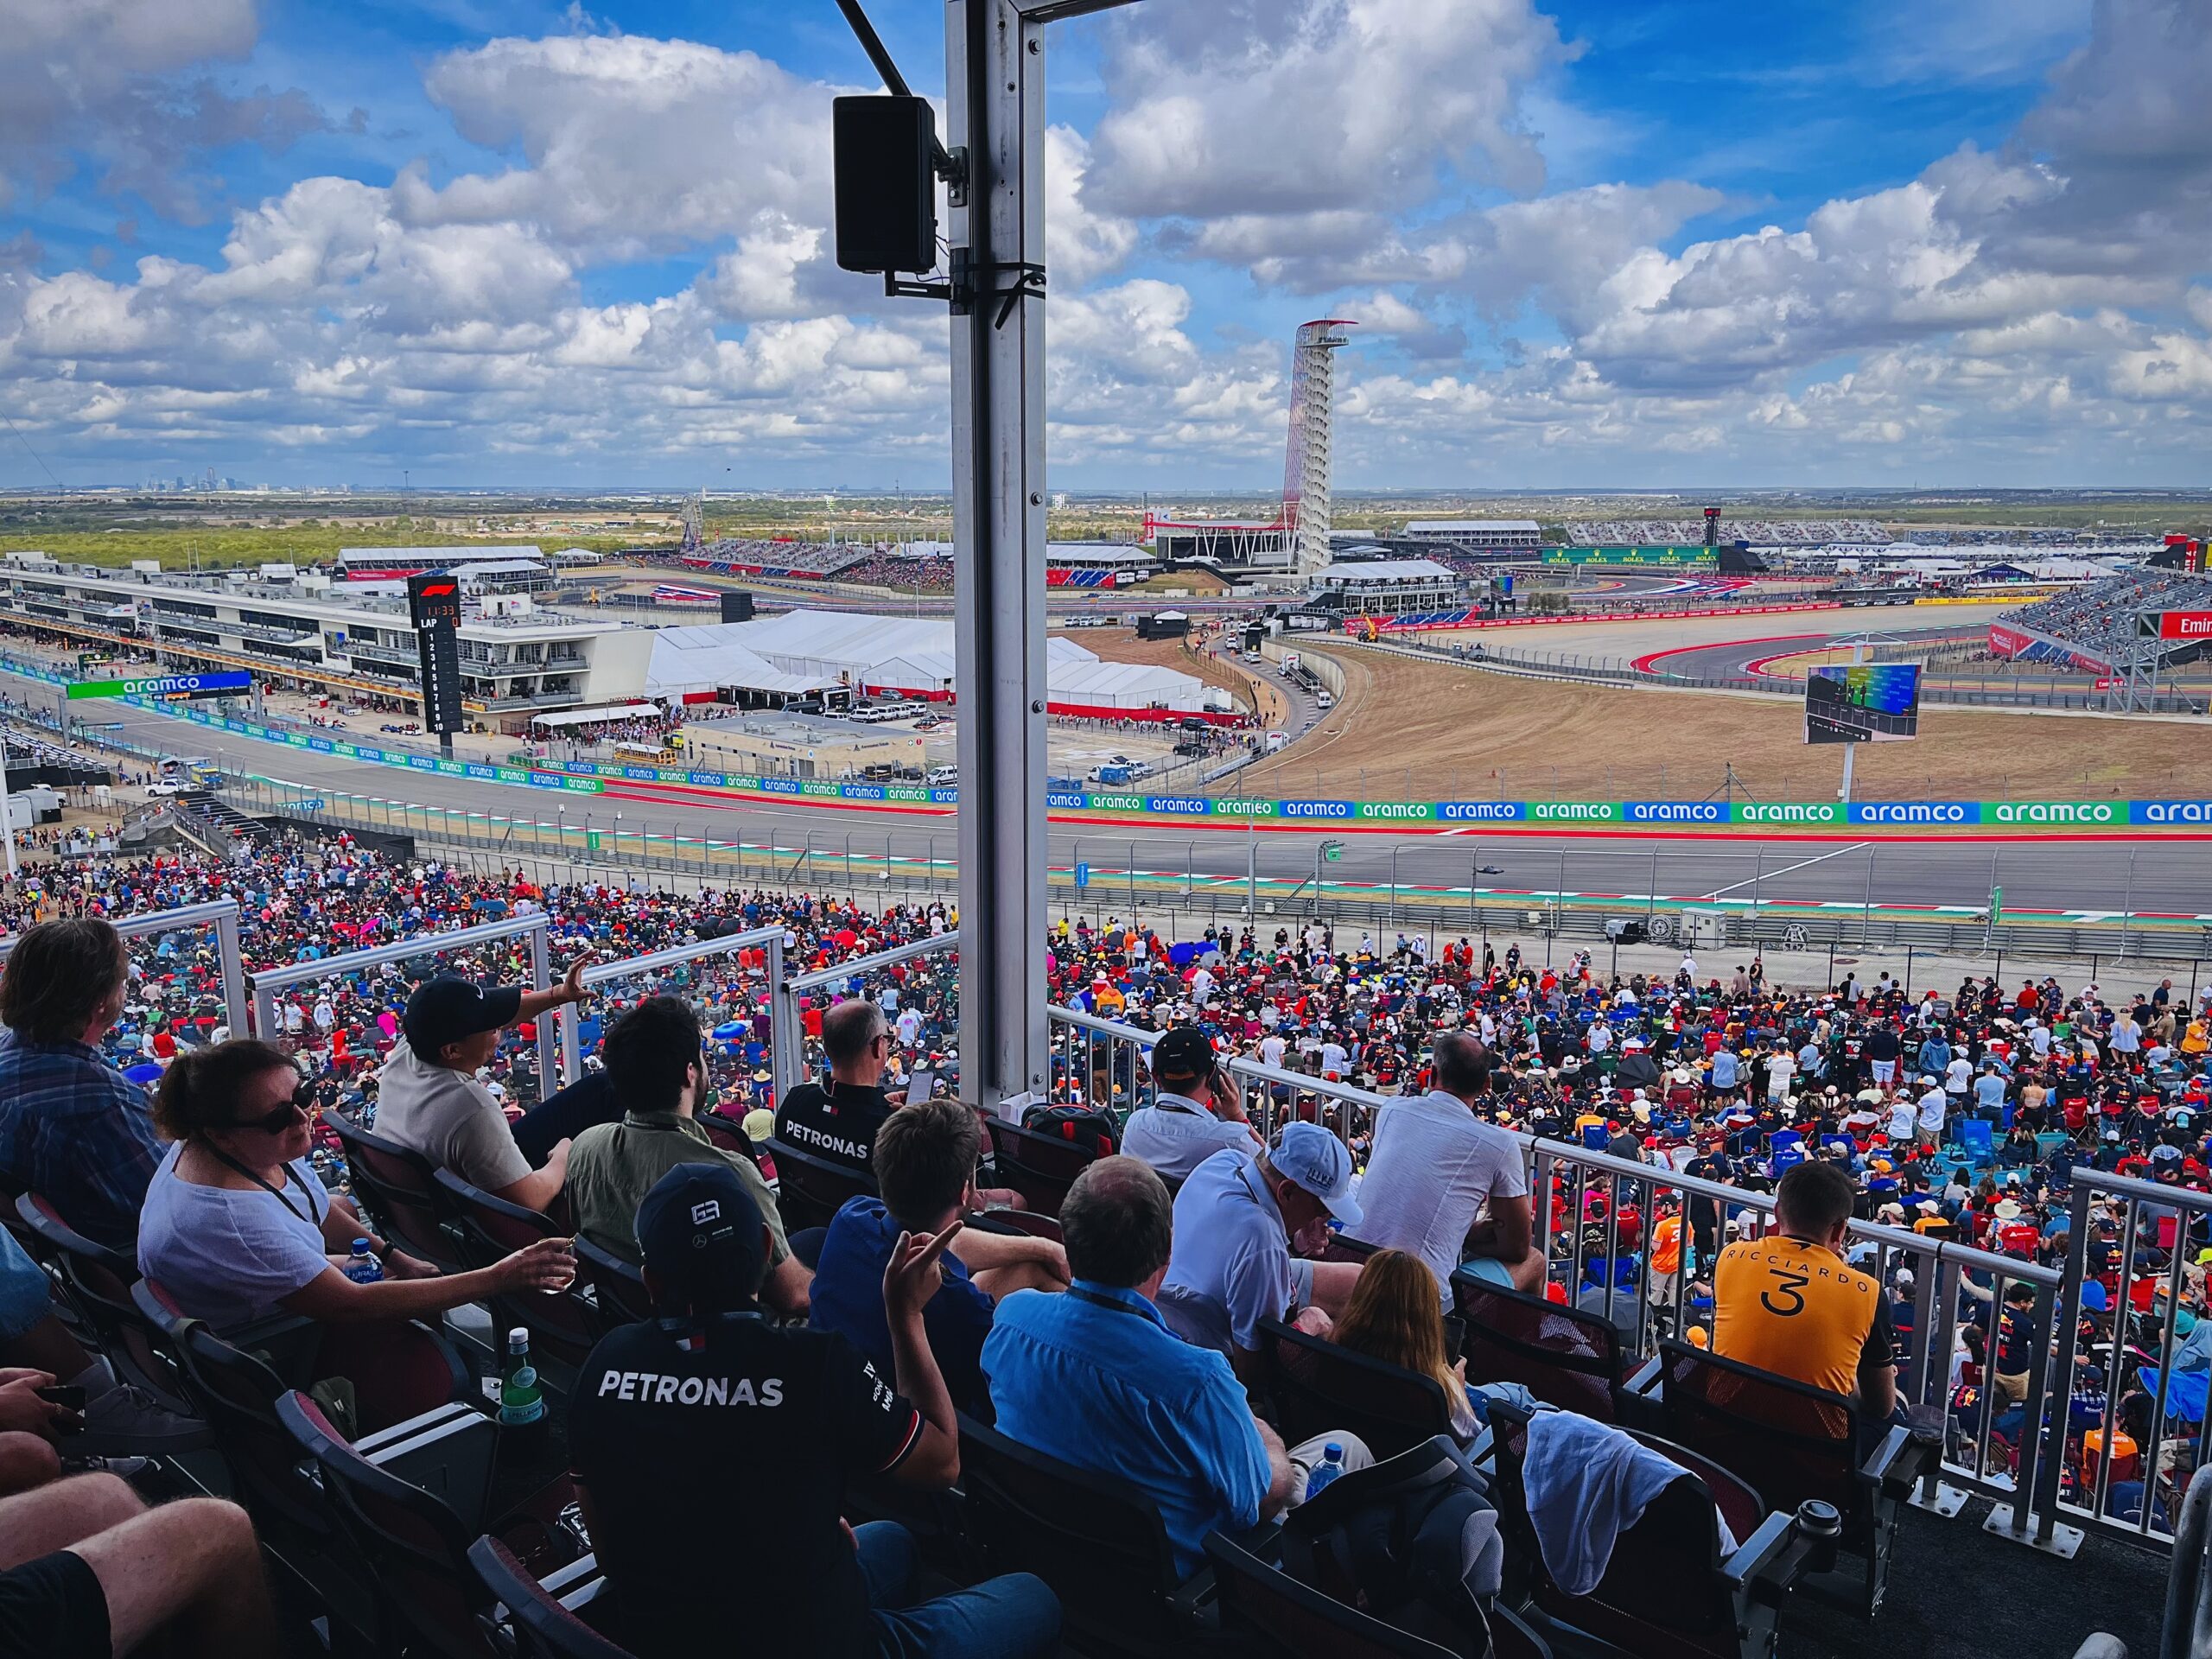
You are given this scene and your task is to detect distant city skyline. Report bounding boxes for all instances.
[3,0,2209,491]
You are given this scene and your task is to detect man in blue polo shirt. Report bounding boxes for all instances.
[1155,1122,1368,1385]
[983,1157,1370,1580]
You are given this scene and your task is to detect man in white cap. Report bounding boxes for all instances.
[1156,1122,1366,1387]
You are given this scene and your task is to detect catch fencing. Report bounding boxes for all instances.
[0,898,249,1039]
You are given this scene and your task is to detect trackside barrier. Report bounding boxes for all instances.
[1163,1064,2079,1552]
[1044,1004,1161,1116]
[556,925,787,1087]
[1370,601,1847,634]
[0,899,249,1041]
[772,931,957,1105]
[69,667,2212,830]
[247,915,558,1106]
[2044,1171,2212,1556]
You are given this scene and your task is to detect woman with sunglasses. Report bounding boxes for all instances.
[137,1040,574,1332]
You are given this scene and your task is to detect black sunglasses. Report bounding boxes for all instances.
[232,1077,316,1135]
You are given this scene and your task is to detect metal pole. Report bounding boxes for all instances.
[0,723,16,880]
[2120,848,2137,961]
[947,0,1082,1109]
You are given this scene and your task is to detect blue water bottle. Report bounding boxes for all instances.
[343,1238,384,1284]
[1305,1442,1346,1501]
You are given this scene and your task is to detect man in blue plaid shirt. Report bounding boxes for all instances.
[0,919,163,1253]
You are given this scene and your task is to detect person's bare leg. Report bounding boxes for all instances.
[67,1497,279,1659]
[0,1316,93,1383]
[0,1431,60,1497]
[1306,1261,1365,1319]
[0,1473,141,1569]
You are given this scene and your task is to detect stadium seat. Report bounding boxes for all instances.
[276,1389,506,1658]
[982,1116,1103,1219]
[964,1207,1065,1244]
[330,1112,466,1270]
[571,1233,652,1330]
[1313,1231,1382,1266]
[957,1410,1228,1656]
[14,1192,203,1421]
[1643,1338,1929,1619]
[1486,1402,1821,1659]
[1255,1317,1463,1459]
[1205,1529,1555,1658]
[760,1135,879,1231]
[130,1284,338,1552]
[1450,1272,1642,1426]
[432,1168,600,1369]
[467,1536,632,1659]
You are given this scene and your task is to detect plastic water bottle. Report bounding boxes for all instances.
[499,1328,547,1440]
[1305,1442,1346,1502]
[343,1238,383,1284]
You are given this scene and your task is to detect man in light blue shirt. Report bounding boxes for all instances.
[1119,1026,1262,1184]
[983,1157,1366,1579]
[1156,1123,1366,1387]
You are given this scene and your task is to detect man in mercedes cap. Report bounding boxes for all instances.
[373,954,592,1214]
[569,1163,1060,1659]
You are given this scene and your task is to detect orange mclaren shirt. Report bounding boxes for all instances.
[1712,1235,1891,1400]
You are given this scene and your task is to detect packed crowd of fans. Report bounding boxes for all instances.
[1567,518,1891,545]
[2007,572,2212,666]
[833,550,957,591]
[646,540,872,578]
[0,829,2196,1652]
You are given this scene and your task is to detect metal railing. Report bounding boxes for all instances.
[559,925,788,1087]
[2044,1170,2212,1554]
[1122,1057,2087,1553]
[772,931,958,1103]
[1046,1004,1162,1116]
[247,913,559,1097]
[0,899,248,1038]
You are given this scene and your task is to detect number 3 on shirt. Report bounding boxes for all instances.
[1760,1266,1809,1317]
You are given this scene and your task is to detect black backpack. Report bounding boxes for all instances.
[1278,1435,1503,1658]
[1021,1103,1120,1156]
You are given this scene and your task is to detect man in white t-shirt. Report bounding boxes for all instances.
[1885,1093,1917,1145]
[1257,1031,1287,1070]
[1915,1078,1948,1147]
[1355,1031,1540,1300]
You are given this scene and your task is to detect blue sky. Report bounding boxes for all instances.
[3,0,2209,491]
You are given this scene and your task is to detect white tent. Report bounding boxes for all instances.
[645,626,839,700]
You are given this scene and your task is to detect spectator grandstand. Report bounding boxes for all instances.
[2000,571,2212,668]
[672,538,871,580]
[1569,518,1891,545]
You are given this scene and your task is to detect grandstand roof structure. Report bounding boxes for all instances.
[1322,558,1458,584]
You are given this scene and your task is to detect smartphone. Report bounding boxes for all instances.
[906,1069,935,1105]
[35,1385,86,1412]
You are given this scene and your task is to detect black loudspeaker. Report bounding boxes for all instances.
[834,96,938,275]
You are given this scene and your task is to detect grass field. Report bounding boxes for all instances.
[1245,641,2206,804]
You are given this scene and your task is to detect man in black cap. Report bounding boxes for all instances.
[569,1164,1060,1659]
[374,955,591,1213]
[1119,1026,1262,1183]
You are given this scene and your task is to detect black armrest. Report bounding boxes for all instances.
[1721,1508,1799,1603]
[1859,1422,1929,1497]
[1625,1355,1664,1396]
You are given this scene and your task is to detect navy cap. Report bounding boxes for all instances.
[403,976,522,1058]
[1148,1026,1217,1084]
[634,1162,766,1304]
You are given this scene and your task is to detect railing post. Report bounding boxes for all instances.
[772,935,802,1105]
[212,902,250,1039]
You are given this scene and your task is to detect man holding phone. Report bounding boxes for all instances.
[1122,1028,1262,1184]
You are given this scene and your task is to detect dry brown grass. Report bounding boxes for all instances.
[1238,643,2206,803]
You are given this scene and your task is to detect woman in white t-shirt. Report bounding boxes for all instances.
[138,1040,575,1333]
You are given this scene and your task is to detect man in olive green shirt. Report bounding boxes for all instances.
[567,996,812,1317]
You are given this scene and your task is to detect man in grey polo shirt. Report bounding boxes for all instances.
[1157,1123,1368,1387]
[375,958,591,1213]
[1356,1031,1541,1300]
[1121,1027,1263,1184]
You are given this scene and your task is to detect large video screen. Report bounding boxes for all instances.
[1805,662,1921,744]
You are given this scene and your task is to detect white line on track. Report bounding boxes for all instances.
[1698,841,1870,900]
